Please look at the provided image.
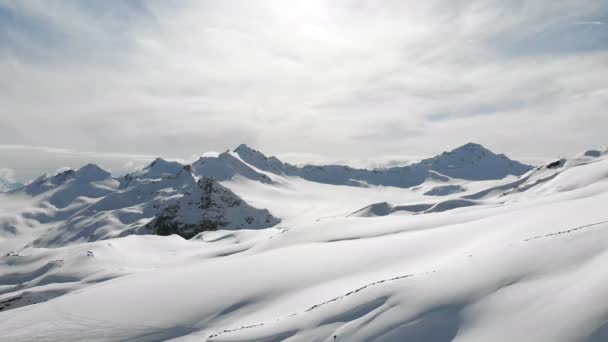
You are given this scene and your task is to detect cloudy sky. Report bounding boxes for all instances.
[1,0,607,181]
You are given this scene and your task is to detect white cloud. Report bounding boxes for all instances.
[0,0,606,177]
[0,168,16,182]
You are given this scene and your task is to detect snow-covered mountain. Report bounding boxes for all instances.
[350,147,608,217]
[0,143,532,247]
[192,151,274,184]
[4,160,280,248]
[119,157,185,187]
[147,177,279,238]
[233,142,531,187]
[1,144,607,342]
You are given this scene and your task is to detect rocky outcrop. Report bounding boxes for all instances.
[146,177,280,239]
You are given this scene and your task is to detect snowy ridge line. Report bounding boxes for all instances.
[207,270,434,340]
[523,219,608,241]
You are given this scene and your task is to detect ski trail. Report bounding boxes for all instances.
[207,270,434,340]
[524,219,608,241]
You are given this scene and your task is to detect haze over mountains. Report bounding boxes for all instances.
[0,179,23,193]
[1,142,608,341]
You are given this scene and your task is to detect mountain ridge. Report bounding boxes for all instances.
[233,142,532,187]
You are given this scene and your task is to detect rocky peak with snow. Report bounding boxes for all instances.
[145,176,280,239]
[18,162,280,246]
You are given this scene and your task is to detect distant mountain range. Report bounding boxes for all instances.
[3,143,532,245]
[232,142,532,187]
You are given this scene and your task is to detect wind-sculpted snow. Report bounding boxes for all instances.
[0,145,607,342]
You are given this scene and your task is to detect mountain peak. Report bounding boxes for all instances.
[146,157,182,171]
[149,157,167,167]
[127,158,184,182]
[234,143,254,152]
[233,144,299,175]
[75,164,111,181]
[233,144,266,158]
[450,142,493,155]
[419,143,531,180]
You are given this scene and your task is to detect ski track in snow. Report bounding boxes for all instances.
[206,271,434,340]
[523,219,608,241]
[209,216,608,340]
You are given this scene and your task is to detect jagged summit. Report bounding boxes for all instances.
[146,176,280,239]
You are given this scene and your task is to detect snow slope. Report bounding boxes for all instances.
[0,146,607,342]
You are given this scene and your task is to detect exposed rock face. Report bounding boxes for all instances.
[146,177,280,239]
